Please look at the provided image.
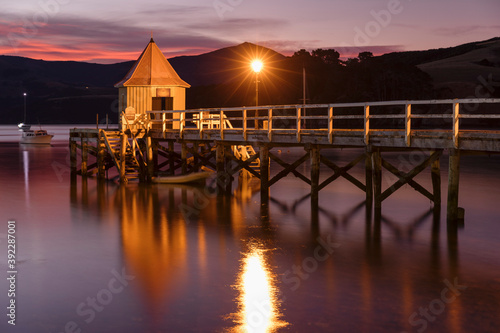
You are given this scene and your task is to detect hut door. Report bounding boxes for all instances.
[152,97,174,128]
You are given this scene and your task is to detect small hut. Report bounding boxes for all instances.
[115,37,190,130]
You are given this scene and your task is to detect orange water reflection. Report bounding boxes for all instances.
[231,244,288,333]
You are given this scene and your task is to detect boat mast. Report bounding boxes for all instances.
[23,92,27,123]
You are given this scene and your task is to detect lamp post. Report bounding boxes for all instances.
[23,92,27,124]
[251,60,263,129]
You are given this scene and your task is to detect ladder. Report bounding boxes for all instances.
[101,130,144,182]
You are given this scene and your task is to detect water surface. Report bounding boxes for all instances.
[0,125,499,333]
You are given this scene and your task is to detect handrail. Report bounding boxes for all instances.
[121,112,147,168]
[146,98,500,114]
[100,130,122,173]
[146,99,500,149]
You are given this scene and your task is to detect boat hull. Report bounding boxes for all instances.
[152,172,212,184]
[20,135,54,144]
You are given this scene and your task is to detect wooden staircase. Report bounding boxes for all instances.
[195,113,260,173]
[232,145,260,171]
[101,130,144,182]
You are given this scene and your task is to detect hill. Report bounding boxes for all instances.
[0,38,498,124]
[169,42,286,87]
[379,37,500,98]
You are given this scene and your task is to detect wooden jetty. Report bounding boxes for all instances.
[69,37,500,223]
[70,98,500,223]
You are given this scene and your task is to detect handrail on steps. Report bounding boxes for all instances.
[121,112,148,169]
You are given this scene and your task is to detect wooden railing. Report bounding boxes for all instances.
[101,130,122,173]
[146,98,500,149]
[121,112,147,169]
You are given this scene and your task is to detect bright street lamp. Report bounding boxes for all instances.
[251,60,263,128]
[251,60,263,74]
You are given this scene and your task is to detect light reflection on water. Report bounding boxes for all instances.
[231,244,288,333]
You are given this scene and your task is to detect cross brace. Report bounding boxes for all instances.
[269,152,311,187]
[379,150,441,202]
[319,153,367,192]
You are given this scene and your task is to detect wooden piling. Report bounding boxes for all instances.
[431,150,441,206]
[225,145,233,194]
[147,136,154,179]
[120,133,127,183]
[97,132,106,179]
[447,149,460,222]
[168,141,175,175]
[365,147,373,209]
[70,139,77,175]
[152,140,159,175]
[193,142,200,172]
[373,149,382,212]
[260,146,270,205]
[81,137,88,176]
[310,146,320,210]
[216,143,226,194]
[82,176,88,205]
[181,142,188,174]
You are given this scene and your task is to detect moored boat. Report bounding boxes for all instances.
[20,129,54,144]
[151,171,212,184]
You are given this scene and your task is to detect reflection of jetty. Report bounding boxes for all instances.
[69,176,476,333]
[69,38,500,222]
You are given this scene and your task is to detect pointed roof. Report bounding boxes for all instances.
[115,38,190,88]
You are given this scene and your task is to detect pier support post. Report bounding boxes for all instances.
[193,143,200,172]
[431,150,441,206]
[81,137,88,176]
[447,149,460,223]
[82,176,88,205]
[70,139,77,176]
[97,132,106,180]
[310,145,320,211]
[216,143,226,194]
[181,142,188,174]
[147,136,154,180]
[260,146,270,206]
[120,133,127,183]
[168,141,175,175]
[224,145,233,194]
[373,149,382,215]
[152,140,159,175]
[365,147,373,211]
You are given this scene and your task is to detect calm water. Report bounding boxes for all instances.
[0,125,499,333]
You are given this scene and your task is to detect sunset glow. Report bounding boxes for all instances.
[0,0,498,63]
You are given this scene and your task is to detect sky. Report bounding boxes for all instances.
[0,0,499,64]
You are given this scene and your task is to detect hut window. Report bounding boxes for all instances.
[156,88,171,97]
